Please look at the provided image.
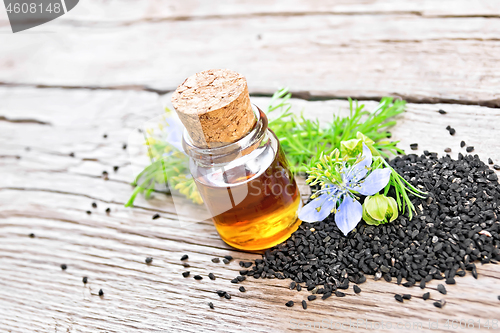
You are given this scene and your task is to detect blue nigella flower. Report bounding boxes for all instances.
[299,144,392,236]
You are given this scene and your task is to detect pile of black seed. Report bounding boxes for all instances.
[233,152,500,304]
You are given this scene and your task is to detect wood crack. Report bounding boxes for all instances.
[0,115,51,125]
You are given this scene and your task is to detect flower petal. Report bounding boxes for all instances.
[335,196,363,236]
[299,193,335,222]
[347,144,373,184]
[354,168,392,196]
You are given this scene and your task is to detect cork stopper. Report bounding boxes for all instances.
[171,69,256,148]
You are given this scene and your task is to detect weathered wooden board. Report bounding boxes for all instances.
[1,87,499,332]
[1,1,500,105]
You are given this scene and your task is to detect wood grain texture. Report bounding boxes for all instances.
[1,87,499,332]
[1,1,500,105]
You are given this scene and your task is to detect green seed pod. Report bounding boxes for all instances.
[340,138,363,157]
[362,194,399,225]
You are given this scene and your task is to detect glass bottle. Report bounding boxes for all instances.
[182,105,302,251]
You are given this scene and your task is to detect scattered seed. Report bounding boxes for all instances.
[122,143,127,150]
[420,280,426,289]
[82,276,88,284]
[488,158,493,164]
[223,259,230,264]
[437,284,447,295]
[402,294,412,300]
[60,264,67,270]
[182,271,190,278]
[410,143,418,150]
[395,294,404,303]
[224,293,231,299]
[239,286,246,292]
[152,214,160,220]
[296,285,302,292]
[444,148,451,153]
[494,164,500,171]
[433,300,446,308]
[302,300,307,309]
[231,278,238,284]
[461,141,466,148]
[466,146,474,153]
[216,290,226,297]
[194,275,203,280]
[145,257,153,264]
[224,255,233,261]
[307,295,317,301]
[497,296,500,301]
[182,263,190,268]
[180,255,189,261]
[86,211,92,215]
[208,302,214,309]
[335,291,345,297]
[69,152,75,157]
[103,134,107,138]
[445,277,455,285]
[29,233,35,238]
[113,166,119,172]
[423,292,430,300]
[285,301,294,307]
[449,128,456,135]
[98,289,104,296]
[322,292,332,300]
[353,285,361,294]
[211,258,220,263]
[208,273,216,280]
[92,202,97,208]
[438,109,447,115]
[105,208,111,213]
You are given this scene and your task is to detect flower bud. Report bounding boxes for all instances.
[362,194,398,225]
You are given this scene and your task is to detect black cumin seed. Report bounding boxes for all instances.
[224,255,233,261]
[466,146,474,152]
[182,263,190,268]
[223,259,230,264]
[335,291,345,297]
[444,148,451,153]
[61,264,67,270]
[285,301,294,307]
[488,158,494,164]
[239,286,246,292]
[208,273,215,280]
[208,302,214,309]
[446,125,451,130]
[410,143,418,150]
[494,164,500,171]
[152,214,160,220]
[113,166,119,172]
[82,276,88,284]
[237,275,246,282]
[423,292,430,300]
[92,202,97,208]
[420,280,426,289]
[402,294,411,300]
[145,257,153,264]
[437,284,447,295]
[243,261,252,268]
[194,275,203,280]
[29,233,35,238]
[289,281,296,290]
[433,300,445,308]
[438,109,447,115]
[322,292,332,300]
[445,277,455,285]
[216,290,226,297]
[103,134,107,138]
[307,295,317,301]
[122,144,127,150]
[461,141,466,148]
[211,258,220,263]
[225,293,231,299]
[98,289,104,296]
[239,270,248,276]
[231,278,238,284]
[296,285,302,292]
[69,152,75,157]
[182,271,190,278]
[449,128,456,135]
[472,267,478,279]
[353,285,361,294]
[395,294,404,303]
[302,300,307,309]
[105,208,111,213]
[86,210,92,215]
[180,254,189,261]
[497,296,500,301]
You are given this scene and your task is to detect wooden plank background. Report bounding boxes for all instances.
[1,1,500,332]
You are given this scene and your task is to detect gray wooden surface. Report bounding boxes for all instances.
[1,1,500,332]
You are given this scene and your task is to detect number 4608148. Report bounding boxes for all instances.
[6,2,62,14]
